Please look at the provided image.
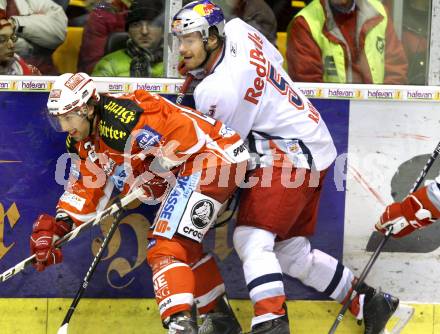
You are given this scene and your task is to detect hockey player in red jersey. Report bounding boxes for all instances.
[29,72,248,333]
[171,1,406,333]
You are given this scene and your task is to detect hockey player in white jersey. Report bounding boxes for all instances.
[172,1,403,333]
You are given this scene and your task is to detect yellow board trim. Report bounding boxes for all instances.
[0,298,434,333]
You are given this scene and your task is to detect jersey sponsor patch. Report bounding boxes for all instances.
[60,191,86,211]
[191,199,214,228]
[152,172,201,240]
[98,96,142,151]
[224,140,250,163]
[136,126,162,150]
[176,192,222,243]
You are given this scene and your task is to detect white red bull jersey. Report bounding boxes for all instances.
[193,18,337,171]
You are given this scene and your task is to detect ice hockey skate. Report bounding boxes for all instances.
[199,312,242,334]
[362,290,414,334]
[198,295,242,334]
[168,313,198,334]
[245,315,290,334]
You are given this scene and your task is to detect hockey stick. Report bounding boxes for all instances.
[328,140,440,334]
[57,198,126,334]
[0,187,144,283]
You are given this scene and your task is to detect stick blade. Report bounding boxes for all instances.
[57,323,69,334]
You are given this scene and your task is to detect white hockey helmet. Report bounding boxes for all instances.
[47,72,99,116]
[171,0,225,40]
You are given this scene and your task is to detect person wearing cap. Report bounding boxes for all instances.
[92,1,164,78]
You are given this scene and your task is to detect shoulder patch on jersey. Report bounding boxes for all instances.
[136,126,162,150]
[230,41,237,57]
[98,95,143,151]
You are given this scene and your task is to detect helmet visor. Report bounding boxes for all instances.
[46,107,87,133]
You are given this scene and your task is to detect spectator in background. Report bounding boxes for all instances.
[92,1,164,77]
[215,0,277,45]
[77,0,132,74]
[1,0,67,75]
[53,0,68,11]
[0,10,40,75]
[402,0,429,85]
[286,0,408,84]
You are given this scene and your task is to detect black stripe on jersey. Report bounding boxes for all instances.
[297,140,314,169]
[247,133,260,169]
[247,273,284,292]
[323,262,344,296]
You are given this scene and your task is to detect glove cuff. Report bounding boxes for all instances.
[411,187,440,219]
[54,220,71,238]
[32,214,56,233]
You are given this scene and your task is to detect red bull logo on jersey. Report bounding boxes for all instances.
[245,32,266,105]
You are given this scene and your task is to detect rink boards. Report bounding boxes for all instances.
[1,78,440,333]
[0,299,436,334]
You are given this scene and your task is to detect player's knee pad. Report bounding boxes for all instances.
[192,253,225,314]
[233,225,276,262]
[233,226,282,285]
[149,255,195,320]
[274,236,313,280]
[275,237,346,293]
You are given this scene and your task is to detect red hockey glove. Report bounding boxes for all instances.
[376,187,440,238]
[123,155,173,201]
[30,214,70,271]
